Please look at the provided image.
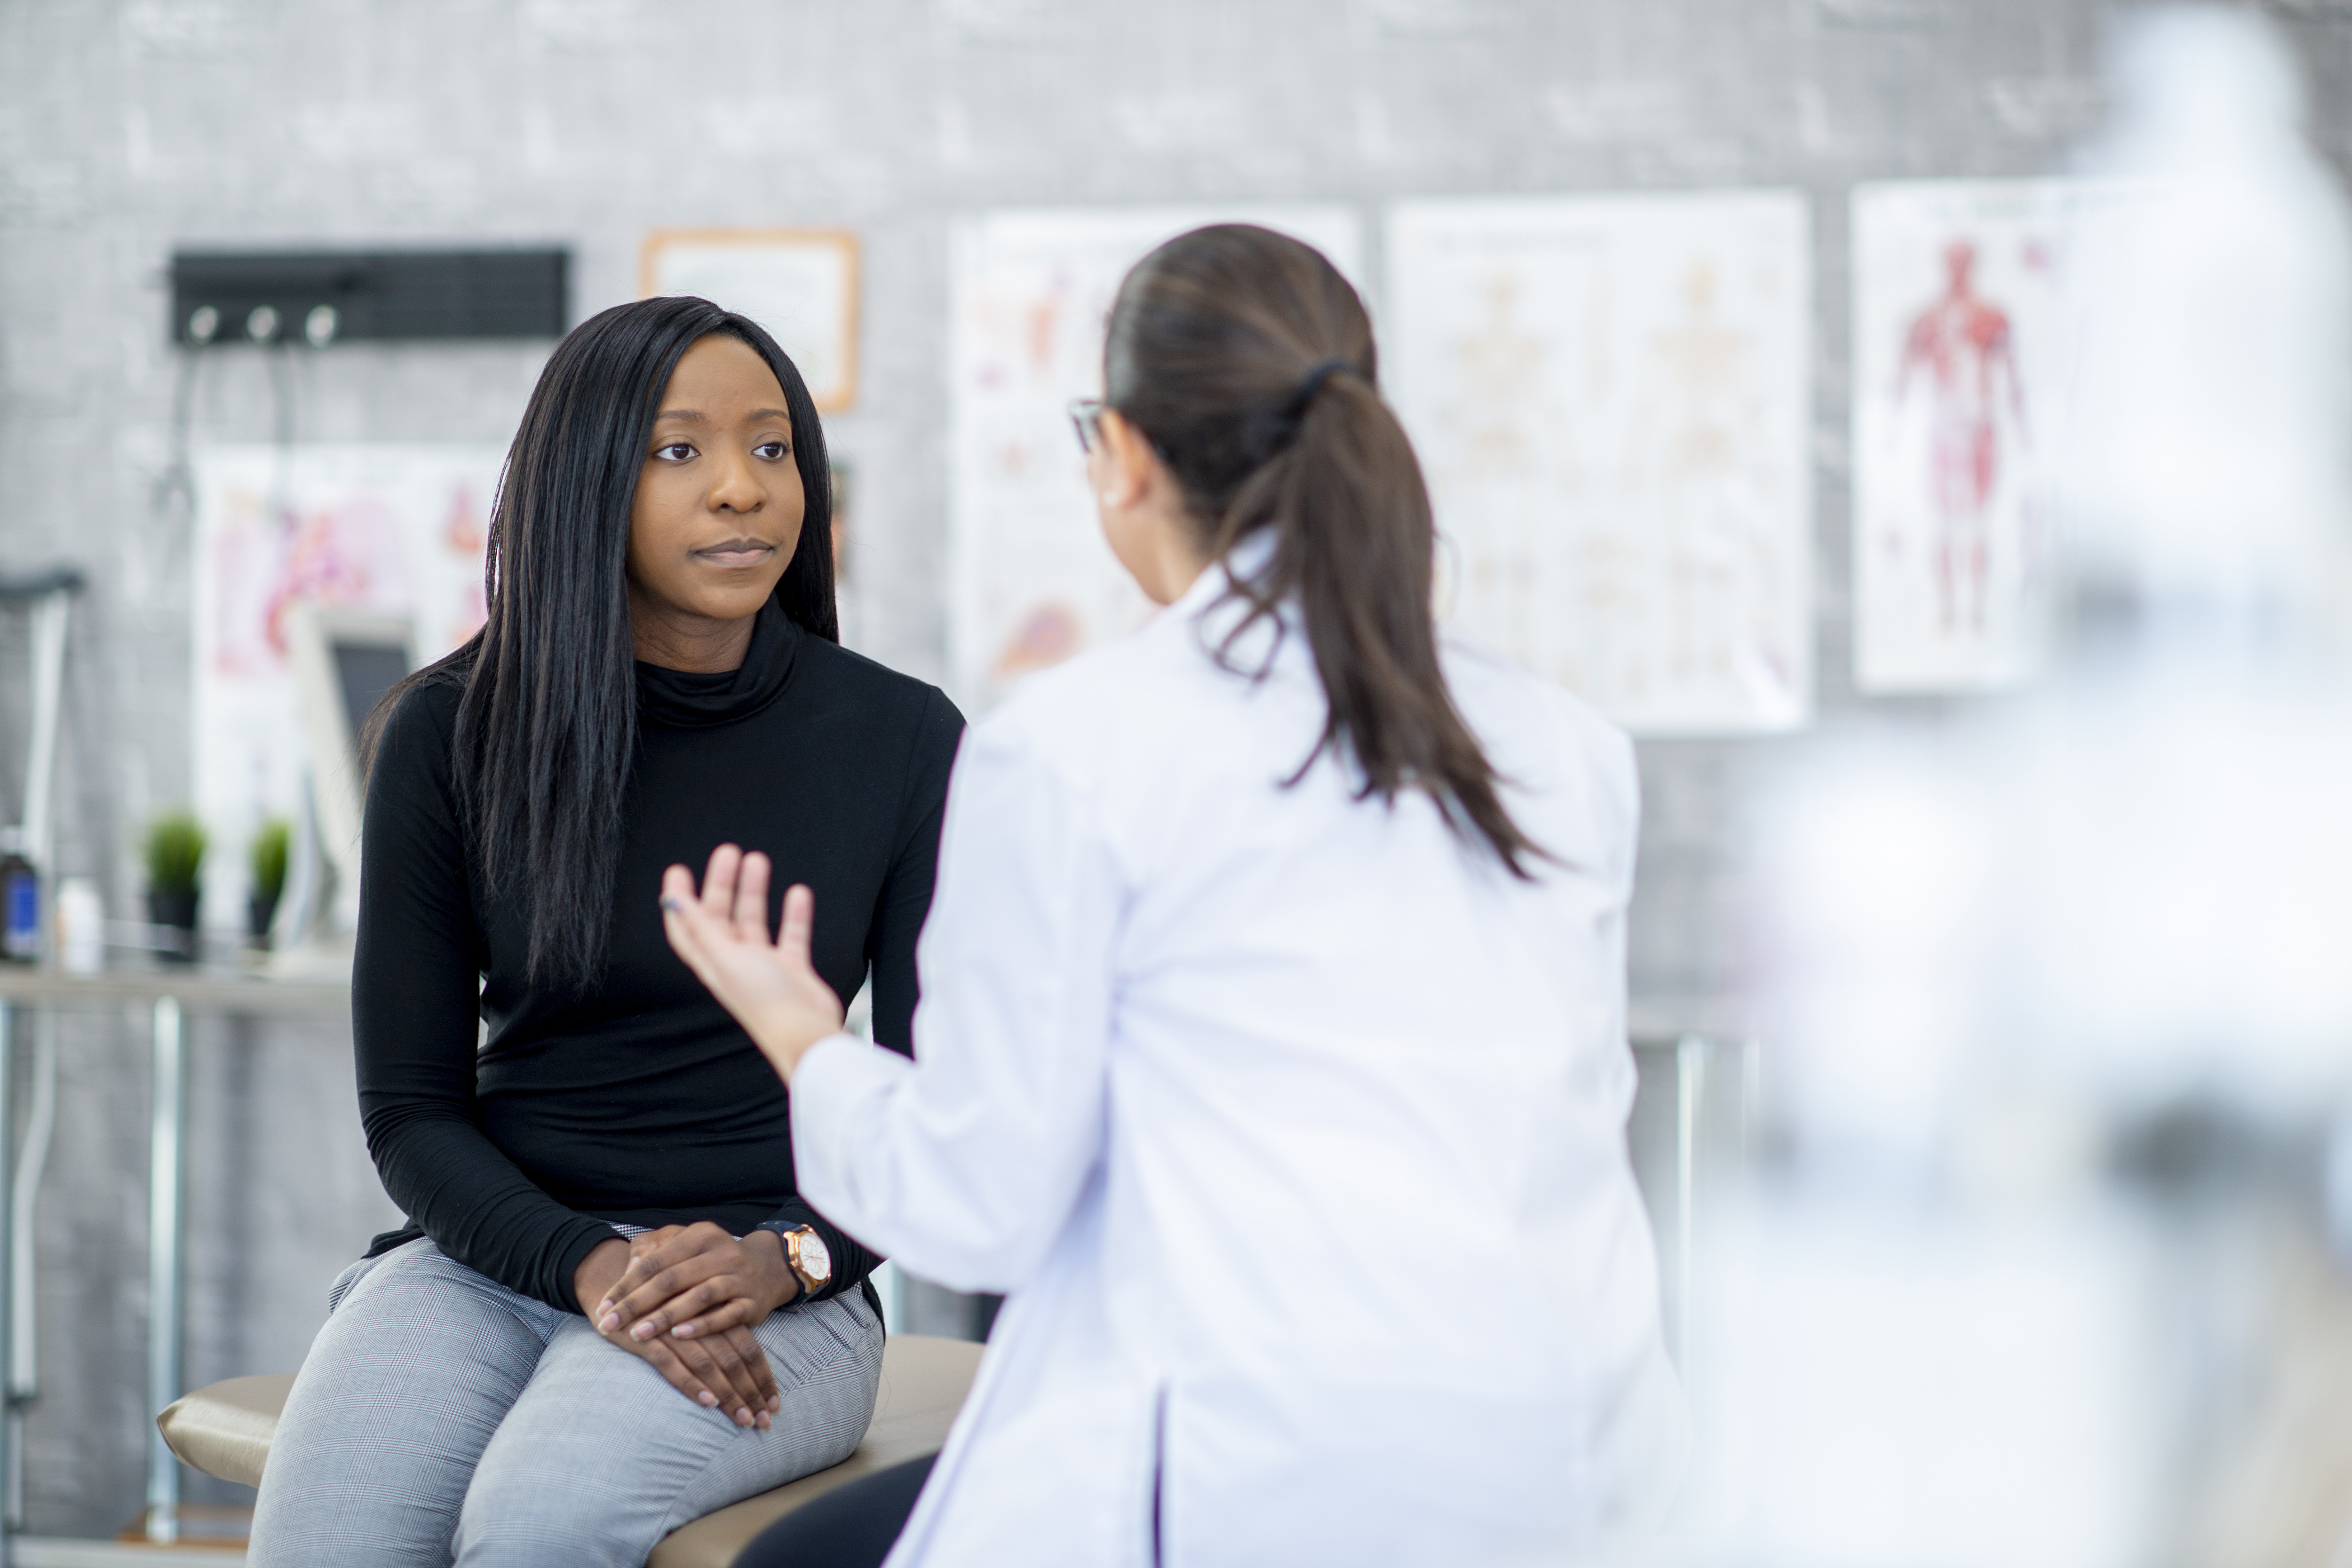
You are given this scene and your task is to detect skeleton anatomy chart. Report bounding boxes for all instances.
[1387,192,1813,734]
[1851,180,2105,692]
[192,444,499,914]
[947,206,1362,710]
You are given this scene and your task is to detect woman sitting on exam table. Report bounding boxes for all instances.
[628,224,1686,1568]
[248,296,963,1568]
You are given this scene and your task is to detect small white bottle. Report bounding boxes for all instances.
[53,879,103,975]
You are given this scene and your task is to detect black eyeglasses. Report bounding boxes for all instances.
[1068,398,1105,455]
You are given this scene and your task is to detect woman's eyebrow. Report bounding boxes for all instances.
[652,408,791,423]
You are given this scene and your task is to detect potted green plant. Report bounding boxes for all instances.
[247,817,290,950]
[143,811,207,964]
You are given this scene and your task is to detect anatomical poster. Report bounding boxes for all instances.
[1851,180,2106,692]
[946,206,1363,711]
[191,444,500,916]
[1386,191,1814,735]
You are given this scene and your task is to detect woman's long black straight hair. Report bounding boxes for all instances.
[370,295,836,989]
[1104,224,1544,877]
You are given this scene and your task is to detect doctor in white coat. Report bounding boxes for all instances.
[621,223,1685,1567]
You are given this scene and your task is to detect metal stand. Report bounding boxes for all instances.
[1676,1034,1709,1377]
[144,998,184,1546]
[0,1000,16,1568]
[5,1009,52,1536]
[0,971,343,1548]
[0,569,79,1567]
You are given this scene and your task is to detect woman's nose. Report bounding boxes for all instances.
[709,451,766,513]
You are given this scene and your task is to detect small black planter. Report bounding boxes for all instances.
[247,892,280,951]
[148,888,200,965]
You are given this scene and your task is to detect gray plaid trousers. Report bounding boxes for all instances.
[247,1235,883,1567]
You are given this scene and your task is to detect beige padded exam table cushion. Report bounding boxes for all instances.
[155,1333,985,1568]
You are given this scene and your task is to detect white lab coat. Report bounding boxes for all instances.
[790,558,1684,1568]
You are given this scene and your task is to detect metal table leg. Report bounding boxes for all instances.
[0,998,16,1567]
[1675,1033,1709,1378]
[144,998,183,1545]
[9,1008,57,1528]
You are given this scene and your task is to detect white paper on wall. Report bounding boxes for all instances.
[1851,180,2118,693]
[643,230,860,412]
[946,206,1364,710]
[191,443,500,917]
[1387,191,1815,735]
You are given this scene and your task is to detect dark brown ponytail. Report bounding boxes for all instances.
[1105,224,1546,877]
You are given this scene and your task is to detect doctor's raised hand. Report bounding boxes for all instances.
[661,844,844,1086]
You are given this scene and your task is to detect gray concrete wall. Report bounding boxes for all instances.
[2,0,2347,1537]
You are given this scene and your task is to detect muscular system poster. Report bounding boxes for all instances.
[1385,191,1814,735]
[1851,180,2107,692]
[946,206,1363,711]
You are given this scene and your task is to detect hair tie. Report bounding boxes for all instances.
[1290,357,1359,413]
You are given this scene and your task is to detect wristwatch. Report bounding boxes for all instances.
[755,1221,833,1304]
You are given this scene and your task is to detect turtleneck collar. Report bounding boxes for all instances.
[635,597,802,729]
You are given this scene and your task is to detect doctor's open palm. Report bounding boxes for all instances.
[662,845,846,1084]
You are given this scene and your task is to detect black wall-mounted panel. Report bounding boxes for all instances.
[169,248,569,344]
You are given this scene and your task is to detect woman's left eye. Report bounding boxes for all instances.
[755,441,790,461]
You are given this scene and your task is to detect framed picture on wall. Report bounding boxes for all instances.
[640,230,860,412]
[1386,191,1815,735]
[1849,180,2121,693]
[945,206,1366,712]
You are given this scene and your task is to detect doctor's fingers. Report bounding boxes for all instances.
[699,844,746,922]
[733,852,773,942]
[662,911,778,1031]
[660,870,733,986]
[778,884,816,968]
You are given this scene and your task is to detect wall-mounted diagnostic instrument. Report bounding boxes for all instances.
[169,248,569,347]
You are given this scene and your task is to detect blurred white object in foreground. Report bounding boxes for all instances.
[2058,4,2352,624]
[52,878,102,976]
[1680,11,2352,1567]
[2022,1,2352,1109]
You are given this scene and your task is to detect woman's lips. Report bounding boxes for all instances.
[693,540,776,566]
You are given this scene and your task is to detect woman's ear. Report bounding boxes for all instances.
[1089,409,1208,606]
[1095,408,1155,510]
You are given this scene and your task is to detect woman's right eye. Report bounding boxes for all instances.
[654,442,697,463]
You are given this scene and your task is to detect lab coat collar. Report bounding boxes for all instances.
[1171,527,1283,621]
[1178,528,1297,673]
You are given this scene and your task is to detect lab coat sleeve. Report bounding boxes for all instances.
[789,714,1121,1294]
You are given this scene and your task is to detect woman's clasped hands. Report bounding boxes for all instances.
[660,844,847,1085]
[574,1227,792,1432]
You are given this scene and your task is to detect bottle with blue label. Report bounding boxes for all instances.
[0,829,37,964]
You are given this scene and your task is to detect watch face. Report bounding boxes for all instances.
[799,1229,833,1282]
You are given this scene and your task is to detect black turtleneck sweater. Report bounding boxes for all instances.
[352,603,964,1313]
